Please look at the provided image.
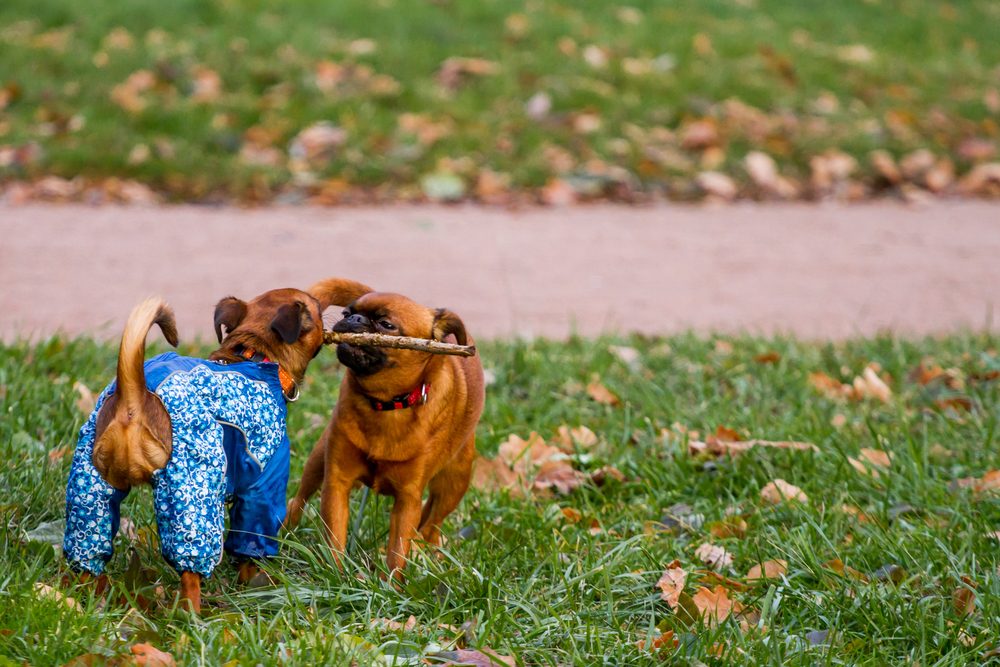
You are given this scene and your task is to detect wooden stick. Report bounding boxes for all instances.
[323,331,477,357]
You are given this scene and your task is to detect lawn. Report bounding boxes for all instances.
[1,0,999,203]
[2,333,1000,665]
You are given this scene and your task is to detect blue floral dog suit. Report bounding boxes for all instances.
[64,352,291,578]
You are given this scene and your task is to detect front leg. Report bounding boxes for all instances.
[180,571,201,613]
[386,490,423,579]
[320,480,353,567]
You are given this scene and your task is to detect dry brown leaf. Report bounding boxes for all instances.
[852,365,892,402]
[746,559,787,582]
[190,66,221,103]
[47,445,72,465]
[708,516,748,539]
[552,425,599,451]
[589,465,625,486]
[636,629,678,653]
[953,576,977,616]
[436,57,499,91]
[433,648,515,666]
[540,178,577,206]
[809,371,851,400]
[760,479,807,505]
[560,507,582,523]
[586,378,621,406]
[533,460,586,495]
[691,585,742,625]
[694,543,733,571]
[73,381,96,415]
[976,470,1000,495]
[689,437,818,458]
[656,561,688,610]
[859,448,892,467]
[130,644,176,667]
[372,615,417,632]
[34,582,81,611]
[823,559,868,581]
[469,455,520,495]
[698,570,750,592]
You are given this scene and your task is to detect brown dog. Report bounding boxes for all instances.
[285,287,485,579]
[63,279,371,612]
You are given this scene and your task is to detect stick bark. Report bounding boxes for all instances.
[323,331,477,357]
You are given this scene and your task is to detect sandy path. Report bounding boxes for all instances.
[1,201,998,341]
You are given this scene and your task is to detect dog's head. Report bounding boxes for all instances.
[212,278,372,384]
[333,292,467,384]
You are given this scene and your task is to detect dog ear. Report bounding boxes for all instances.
[431,308,468,346]
[213,297,247,343]
[270,301,309,344]
[308,277,373,310]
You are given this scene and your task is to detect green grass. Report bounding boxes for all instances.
[3,333,1000,665]
[1,0,998,202]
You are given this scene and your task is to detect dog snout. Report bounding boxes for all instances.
[333,313,371,333]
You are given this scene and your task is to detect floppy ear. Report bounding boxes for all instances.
[432,308,468,346]
[213,297,247,343]
[270,301,308,344]
[308,277,374,310]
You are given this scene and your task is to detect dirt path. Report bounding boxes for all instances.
[2,201,999,342]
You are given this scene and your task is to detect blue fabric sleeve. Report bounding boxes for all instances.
[64,389,128,575]
[224,434,291,561]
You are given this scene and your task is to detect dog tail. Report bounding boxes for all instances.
[92,298,178,489]
[115,297,178,409]
[308,277,374,311]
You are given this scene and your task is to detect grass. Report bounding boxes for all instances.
[1,0,999,202]
[2,333,1000,665]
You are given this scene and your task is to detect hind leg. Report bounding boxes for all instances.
[418,437,475,548]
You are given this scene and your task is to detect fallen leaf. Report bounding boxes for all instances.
[129,643,176,667]
[190,66,221,103]
[533,460,586,495]
[552,425,599,451]
[436,57,500,91]
[689,437,817,458]
[809,371,851,400]
[760,479,807,505]
[747,560,787,582]
[753,350,782,364]
[696,171,737,200]
[34,582,80,611]
[852,366,892,402]
[469,455,520,494]
[288,122,346,169]
[691,585,742,625]
[636,629,678,653]
[859,448,892,467]
[372,615,417,632]
[608,345,642,371]
[953,576,977,616]
[73,381,96,414]
[539,178,577,206]
[48,445,72,465]
[560,507,582,523]
[694,543,733,571]
[823,559,868,581]
[708,516,748,539]
[656,560,688,609]
[586,378,621,406]
[430,648,515,666]
[589,465,624,486]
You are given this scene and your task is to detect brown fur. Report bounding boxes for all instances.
[80,279,371,613]
[285,291,485,580]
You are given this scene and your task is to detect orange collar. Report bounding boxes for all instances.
[237,346,299,401]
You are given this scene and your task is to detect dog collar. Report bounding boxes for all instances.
[237,346,299,402]
[368,383,428,411]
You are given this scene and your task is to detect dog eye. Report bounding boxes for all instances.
[378,319,396,330]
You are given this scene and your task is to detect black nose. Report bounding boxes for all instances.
[346,314,368,327]
[333,312,371,334]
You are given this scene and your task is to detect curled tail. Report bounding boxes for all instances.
[92,298,178,490]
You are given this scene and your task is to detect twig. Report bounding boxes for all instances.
[323,331,477,357]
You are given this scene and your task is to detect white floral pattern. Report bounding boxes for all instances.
[63,353,290,578]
